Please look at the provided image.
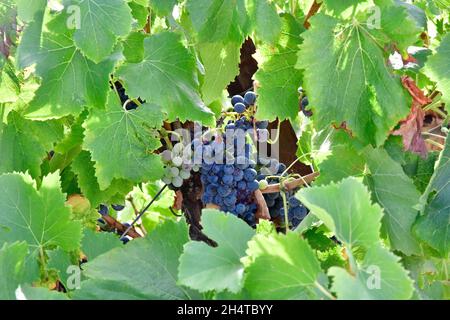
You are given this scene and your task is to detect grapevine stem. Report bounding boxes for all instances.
[0,103,5,131]
[261,172,319,193]
[290,0,297,15]
[39,246,48,280]
[280,190,289,233]
[267,120,281,145]
[425,139,444,150]
[165,130,183,142]
[314,281,336,300]
[280,157,300,177]
[121,184,168,239]
[422,132,447,139]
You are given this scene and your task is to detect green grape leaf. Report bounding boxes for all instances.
[83,92,165,190]
[403,151,438,194]
[323,0,361,15]
[423,34,450,112]
[373,0,422,52]
[150,0,179,16]
[129,1,148,28]
[117,32,214,125]
[0,172,82,252]
[314,134,366,185]
[71,0,132,63]
[414,137,450,257]
[15,6,46,69]
[122,31,145,63]
[71,150,134,207]
[244,232,323,299]
[15,0,46,22]
[72,279,148,300]
[247,0,282,43]
[298,177,383,250]
[364,147,421,255]
[47,248,72,289]
[0,0,15,25]
[297,13,410,146]
[54,110,87,155]
[26,14,114,119]
[186,0,250,43]
[81,228,121,261]
[0,60,20,103]
[82,220,195,299]
[329,245,414,299]
[198,41,241,105]
[0,242,28,300]
[178,210,255,293]
[394,0,427,29]
[0,111,64,178]
[18,285,68,300]
[255,14,303,121]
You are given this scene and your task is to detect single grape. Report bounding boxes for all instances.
[207,175,219,184]
[223,165,234,175]
[244,168,257,182]
[170,167,180,177]
[237,180,247,190]
[172,142,184,156]
[277,163,287,174]
[235,203,247,215]
[223,195,237,206]
[213,194,224,206]
[212,164,223,174]
[120,236,130,244]
[172,156,183,167]
[112,204,125,211]
[223,174,234,185]
[247,181,259,192]
[288,196,301,207]
[244,91,257,105]
[98,204,108,216]
[231,95,245,106]
[301,96,309,108]
[206,184,218,195]
[234,102,246,114]
[233,169,244,182]
[202,193,214,204]
[256,120,269,129]
[172,176,183,188]
[162,176,172,185]
[179,170,191,180]
[161,150,172,162]
[258,179,269,190]
[218,185,232,197]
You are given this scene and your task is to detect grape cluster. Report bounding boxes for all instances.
[96,204,130,244]
[230,91,269,141]
[198,91,263,226]
[256,158,308,229]
[161,142,200,188]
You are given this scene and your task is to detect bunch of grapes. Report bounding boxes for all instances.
[256,158,308,229]
[198,91,262,226]
[161,142,200,188]
[96,204,131,243]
